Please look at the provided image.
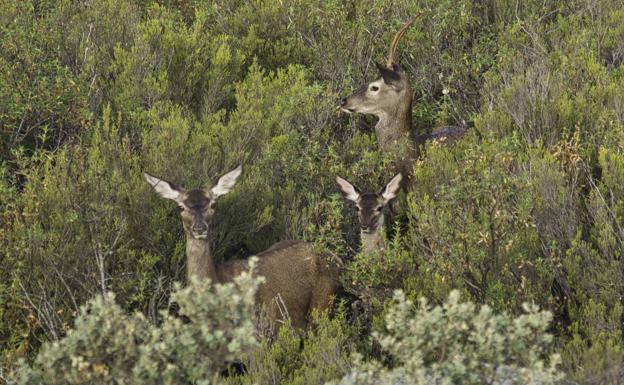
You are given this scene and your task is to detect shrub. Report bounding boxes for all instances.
[335,290,563,385]
[12,259,262,385]
[3,1,624,383]
[560,145,624,384]
[228,309,355,385]
[372,133,553,312]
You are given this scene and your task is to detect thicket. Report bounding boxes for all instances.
[13,260,262,384]
[1,0,624,384]
[336,290,562,385]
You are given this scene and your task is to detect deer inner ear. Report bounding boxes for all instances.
[378,65,401,85]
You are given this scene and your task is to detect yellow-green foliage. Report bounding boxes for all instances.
[13,260,261,385]
[2,0,624,384]
[227,309,356,385]
[335,290,562,385]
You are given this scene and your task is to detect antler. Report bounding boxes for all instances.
[386,14,420,68]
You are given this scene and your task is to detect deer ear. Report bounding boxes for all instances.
[210,165,242,198]
[380,173,403,203]
[144,173,182,201]
[376,62,402,87]
[336,176,360,202]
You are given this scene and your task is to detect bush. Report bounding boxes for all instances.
[335,290,563,385]
[12,259,262,385]
[3,1,624,384]
[228,309,356,385]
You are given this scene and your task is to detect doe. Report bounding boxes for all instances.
[336,173,403,254]
[144,166,339,330]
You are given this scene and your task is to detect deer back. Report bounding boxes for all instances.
[217,240,339,330]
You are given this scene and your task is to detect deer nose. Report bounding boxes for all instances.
[361,225,372,233]
[192,224,207,233]
[340,98,347,106]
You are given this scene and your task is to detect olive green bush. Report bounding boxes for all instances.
[406,134,548,310]
[335,290,563,385]
[12,260,261,385]
[3,0,624,384]
[226,309,356,385]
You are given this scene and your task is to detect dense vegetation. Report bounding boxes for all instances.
[1,0,623,383]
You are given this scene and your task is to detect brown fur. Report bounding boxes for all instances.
[336,174,402,255]
[145,170,340,330]
[340,20,466,182]
[212,240,339,329]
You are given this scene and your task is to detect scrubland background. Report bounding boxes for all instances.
[1,1,624,384]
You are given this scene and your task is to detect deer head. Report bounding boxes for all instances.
[336,173,403,234]
[339,17,416,120]
[144,165,242,240]
[339,62,411,117]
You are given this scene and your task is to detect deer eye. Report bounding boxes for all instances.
[376,207,382,212]
[370,85,379,92]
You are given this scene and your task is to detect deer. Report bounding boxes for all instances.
[143,165,339,331]
[335,173,403,255]
[339,17,466,179]
[335,173,403,323]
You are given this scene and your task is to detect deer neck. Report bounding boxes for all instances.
[375,93,418,171]
[185,235,218,283]
[361,216,387,255]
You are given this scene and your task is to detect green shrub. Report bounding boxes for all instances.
[0,0,88,159]
[228,309,355,385]
[12,259,261,385]
[559,145,624,384]
[350,133,553,312]
[335,290,563,385]
[3,1,624,383]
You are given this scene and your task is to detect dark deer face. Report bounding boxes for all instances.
[336,173,403,233]
[340,63,411,118]
[144,166,242,240]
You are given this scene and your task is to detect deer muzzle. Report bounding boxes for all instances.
[191,222,208,239]
[339,98,355,113]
